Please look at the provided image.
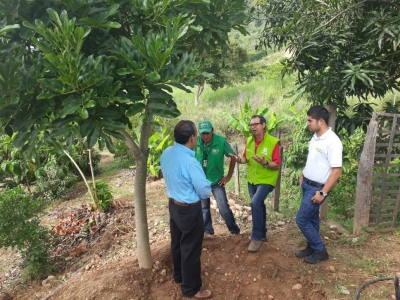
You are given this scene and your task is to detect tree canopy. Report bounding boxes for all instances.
[256,0,400,108]
[0,0,249,268]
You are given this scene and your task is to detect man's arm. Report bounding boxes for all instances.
[311,167,342,203]
[321,167,342,195]
[218,157,236,186]
[190,160,212,199]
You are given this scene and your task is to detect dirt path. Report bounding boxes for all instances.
[1,154,400,300]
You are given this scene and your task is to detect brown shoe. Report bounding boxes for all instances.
[192,289,212,299]
[248,239,263,252]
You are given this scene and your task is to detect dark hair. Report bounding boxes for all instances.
[251,114,266,125]
[307,106,329,125]
[174,120,196,144]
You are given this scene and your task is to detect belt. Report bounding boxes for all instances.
[303,177,324,188]
[169,198,201,207]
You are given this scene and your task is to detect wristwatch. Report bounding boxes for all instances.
[263,161,269,167]
[319,190,328,197]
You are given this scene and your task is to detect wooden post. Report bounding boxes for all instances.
[233,143,240,196]
[353,113,378,235]
[271,146,283,211]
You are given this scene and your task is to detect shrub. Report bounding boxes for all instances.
[88,180,114,212]
[0,187,56,279]
[35,163,78,201]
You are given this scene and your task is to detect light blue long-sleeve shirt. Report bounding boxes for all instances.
[161,143,211,203]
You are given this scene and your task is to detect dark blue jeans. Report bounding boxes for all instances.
[248,183,275,240]
[296,181,327,252]
[201,184,240,234]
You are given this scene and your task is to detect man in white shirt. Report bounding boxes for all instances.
[295,106,343,264]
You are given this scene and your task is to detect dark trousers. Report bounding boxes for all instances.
[169,200,204,296]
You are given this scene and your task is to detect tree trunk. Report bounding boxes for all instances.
[353,113,377,235]
[194,81,205,106]
[320,104,338,221]
[134,152,152,268]
[120,121,153,269]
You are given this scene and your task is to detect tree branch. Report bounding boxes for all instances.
[317,0,400,31]
[119,129,143,160]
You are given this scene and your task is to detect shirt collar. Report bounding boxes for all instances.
[201,134,216,147]
[313,127,332,140]
[174,142,195,156]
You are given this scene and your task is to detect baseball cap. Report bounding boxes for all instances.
[198,120,213,133]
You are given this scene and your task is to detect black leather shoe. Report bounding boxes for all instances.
[295,244,313,258]
[304,249,329,264]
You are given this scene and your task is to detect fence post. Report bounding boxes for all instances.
[271,130,282,211]
[233,143,240,196]
[353,113,378,235]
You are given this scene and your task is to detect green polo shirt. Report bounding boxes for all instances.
[195,134,235,185]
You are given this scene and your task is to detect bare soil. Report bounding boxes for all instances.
[1,153,400,300]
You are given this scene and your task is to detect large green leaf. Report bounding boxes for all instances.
[44,133,64,154]
[59,99,81,118]
[80,117,98,137]
[126,103,145,117]
[0,24,20,36]
[87,124,101,148]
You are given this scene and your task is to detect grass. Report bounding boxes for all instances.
[170,64,299,137]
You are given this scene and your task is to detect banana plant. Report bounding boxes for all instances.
[224,101,283,138]
[147,128,173,180]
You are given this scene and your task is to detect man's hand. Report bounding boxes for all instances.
[251,155,266,165]
[311,191,325,204]
[218,175,232,186]
[299,173,304,189]
[230,153,244,164]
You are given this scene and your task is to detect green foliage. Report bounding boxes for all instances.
[201,42,252,91]
[0,134,36,188]
[329,128,366,218]
[223,102,284,138]
[257,0,400,107]
[114,140,136,166]
[336,103,375,134]
[74,147,102,176]
[0,0,249,153]
[281,106,311,178]
[0,188,56,279]
[35,165,78,201]
[0,133,96,200]
[147,128,173,180]
[88,180,113,212]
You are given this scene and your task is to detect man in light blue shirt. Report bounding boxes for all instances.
[160,120,212,299]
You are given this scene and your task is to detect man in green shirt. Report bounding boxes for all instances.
[195,120,240,235]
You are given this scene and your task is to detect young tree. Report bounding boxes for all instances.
[0,0,248,268]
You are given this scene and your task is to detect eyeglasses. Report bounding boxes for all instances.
[250,123,261,127]
[200,132,211,135]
